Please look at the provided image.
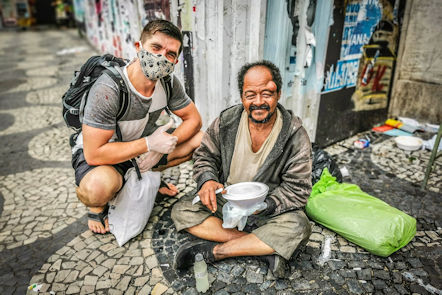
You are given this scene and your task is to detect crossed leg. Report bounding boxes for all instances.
[186,216,275,260]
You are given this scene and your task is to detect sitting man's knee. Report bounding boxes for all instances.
[171,202,180,221]
[297,212,312,239]
[189,131,204,150]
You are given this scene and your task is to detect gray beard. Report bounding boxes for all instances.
[248,111,274,124]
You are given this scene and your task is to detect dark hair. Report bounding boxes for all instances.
[237,60,282,96]
[140,19,183,54]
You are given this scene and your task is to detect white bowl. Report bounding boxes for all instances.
[394,136,423,151]
[222,182,269,209]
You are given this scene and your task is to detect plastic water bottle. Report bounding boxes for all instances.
[194,253,209,293]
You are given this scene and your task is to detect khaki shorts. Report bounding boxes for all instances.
[171,193,312,260]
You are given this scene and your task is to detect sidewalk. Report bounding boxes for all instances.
[0,29,440,295]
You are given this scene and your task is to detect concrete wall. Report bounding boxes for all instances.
[389,0,442,124]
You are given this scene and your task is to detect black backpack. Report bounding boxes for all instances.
[62,53,173,137]
[62,54,128,133]
[62,53,173,179]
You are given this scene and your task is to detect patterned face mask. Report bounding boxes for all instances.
[137,42,175,80]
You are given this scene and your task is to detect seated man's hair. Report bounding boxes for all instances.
[237,60,282,96]
[140,19,183,54]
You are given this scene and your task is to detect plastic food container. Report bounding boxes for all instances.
[394,136,423,151]
[222,182,269,209]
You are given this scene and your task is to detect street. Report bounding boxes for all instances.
[0,28,441,295]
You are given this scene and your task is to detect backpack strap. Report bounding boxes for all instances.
[103,67,129,124]
[160,74,173,114]
[103,67,142,180]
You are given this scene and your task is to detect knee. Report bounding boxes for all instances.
[171,201,184,222]
[190,131,204,150]
[297,212,312,240]
[77,175,119,207]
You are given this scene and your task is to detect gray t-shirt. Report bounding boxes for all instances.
[73,60,191,153]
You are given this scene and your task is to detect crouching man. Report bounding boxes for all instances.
[171,61,312,277]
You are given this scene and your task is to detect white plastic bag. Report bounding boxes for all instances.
[108,168,160,246]
[222,201,267,231]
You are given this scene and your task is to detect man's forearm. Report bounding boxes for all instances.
[84,138,147,166]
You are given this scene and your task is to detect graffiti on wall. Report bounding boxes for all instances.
[352,18,397,110]
[83,0,143,59]
[322,0,400,111]
[323,0,382,93]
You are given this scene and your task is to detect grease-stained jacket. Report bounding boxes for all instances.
[193,103,312,217]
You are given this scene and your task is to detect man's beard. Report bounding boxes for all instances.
[248,104,274,124]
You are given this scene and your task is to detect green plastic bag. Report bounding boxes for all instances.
[306,168,416,257]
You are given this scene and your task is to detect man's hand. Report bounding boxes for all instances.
[136,151,163,173]
[145,120,178,154]
[198,180,224,213]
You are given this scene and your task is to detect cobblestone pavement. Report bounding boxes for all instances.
[0,29,441,295]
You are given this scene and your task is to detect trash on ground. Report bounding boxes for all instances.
[317,235,333,266]
[372,124,394,132]
[385,118,402,128]
[312,145,343,184]
[385,118,419,133]
[383,128,413,137]
[305,168,416,257]
[394,136,423,151]
[424,123,439,133]
[340,166,350,178]
[194,253,210,293]
[397,117,423,132]
[28,283,43,292]
[402,271,442,294]
[354,138,370,149]
[423,134,442,151]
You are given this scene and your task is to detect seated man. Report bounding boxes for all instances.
[171,60,312,277]
[73,20,203,234]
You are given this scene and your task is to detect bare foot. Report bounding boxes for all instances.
[159,182,178,196]
[88,207,110,234]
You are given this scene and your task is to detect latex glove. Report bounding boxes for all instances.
[136,151,163,173]
[145,119,178,154]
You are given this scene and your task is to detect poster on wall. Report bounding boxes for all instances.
[143,0,170,21]
[322,0,401,111]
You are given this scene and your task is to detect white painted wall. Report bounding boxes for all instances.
[192,0,267,128]
[286,0,334,142]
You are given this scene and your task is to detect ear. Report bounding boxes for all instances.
[134,41,141,52]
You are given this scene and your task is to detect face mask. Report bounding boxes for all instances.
[137,42,175,80]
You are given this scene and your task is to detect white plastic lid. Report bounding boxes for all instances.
[224,182,269,200]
